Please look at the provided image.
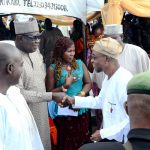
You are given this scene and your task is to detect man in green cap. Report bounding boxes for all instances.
[79,71,150,150]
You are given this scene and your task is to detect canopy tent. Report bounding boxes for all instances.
[87,0,104,13]
[0,0,104,25]
[35,12,102,26]
[35,0,104,25]
[101,0,150,25]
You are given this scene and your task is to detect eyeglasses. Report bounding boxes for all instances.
[22,34,41,41]
[91,54,106,60]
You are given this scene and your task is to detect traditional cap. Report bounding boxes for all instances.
[92,37,123,59]
[104,24,123,35]
[127,72,150,95]
[14,15,39,34]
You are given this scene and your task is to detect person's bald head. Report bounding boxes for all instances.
[0,43,23,86]
[127,94,150,129]
[0,43,19,67]
[126,72,150,129]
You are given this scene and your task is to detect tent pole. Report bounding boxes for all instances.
[82,22,87,65]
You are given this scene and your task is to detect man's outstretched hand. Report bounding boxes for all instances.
[62,95,75,107]
[52,93,75,108]
[52,92,66,104]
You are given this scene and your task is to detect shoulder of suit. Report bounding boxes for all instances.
[79,142,124,150]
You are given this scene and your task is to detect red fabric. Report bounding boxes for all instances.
[74,38,84,54]
[49,117,57,145]
[54,114,89,150]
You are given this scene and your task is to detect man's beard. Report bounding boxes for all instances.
[95,67,103,73]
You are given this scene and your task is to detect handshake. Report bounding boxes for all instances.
[52,92,75,107]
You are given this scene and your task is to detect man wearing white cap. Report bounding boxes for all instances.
[62,37,133,143]
[92,24,149,89]
[13,15,65,150]
[104,24,149,74]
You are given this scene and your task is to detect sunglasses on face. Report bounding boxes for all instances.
[91,54,105,60]
[22,34,41,41]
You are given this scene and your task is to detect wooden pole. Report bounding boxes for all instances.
[82,22,87,65]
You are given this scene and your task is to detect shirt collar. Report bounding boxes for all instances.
[128,128,150,141]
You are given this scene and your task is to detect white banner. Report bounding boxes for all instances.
[87,0,104,13]
[0,0,86,23]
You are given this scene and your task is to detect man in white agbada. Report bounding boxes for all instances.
[62,37,133,142]
[93,24,149,89]
[2,15,66,150]
[0,43,44,150]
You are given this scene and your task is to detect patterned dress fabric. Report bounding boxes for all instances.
[51,59,89,150]
[18,50,52,150]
